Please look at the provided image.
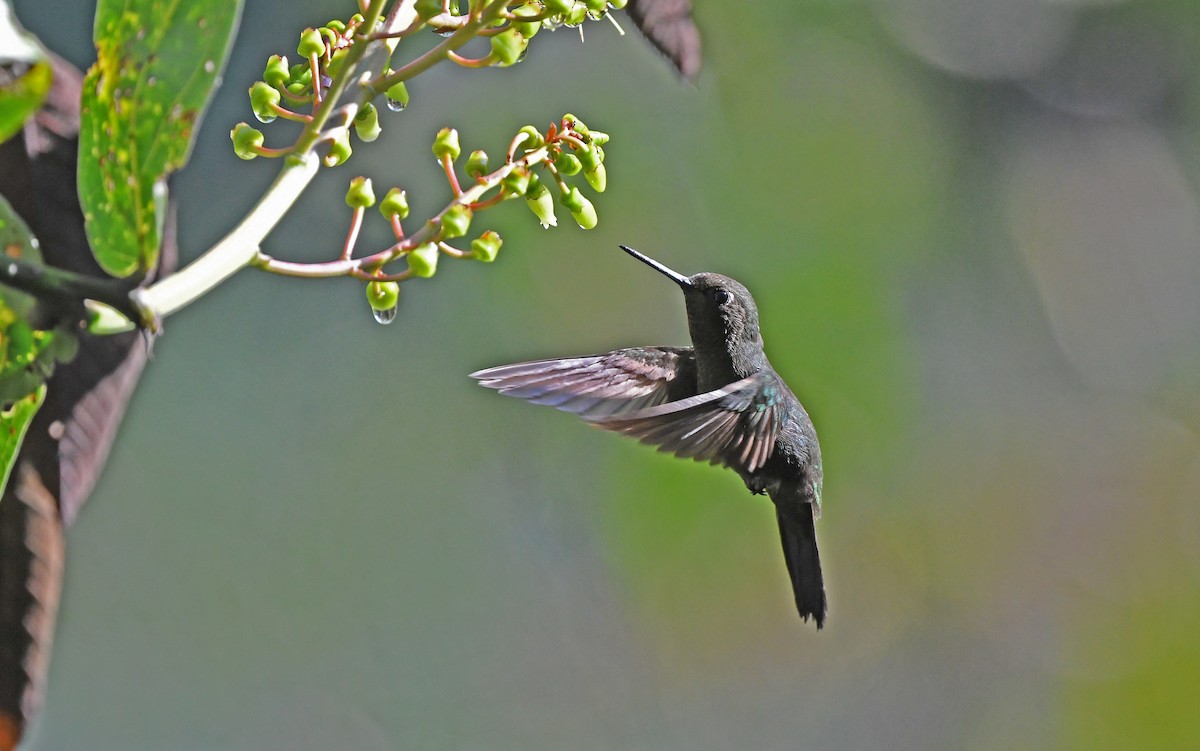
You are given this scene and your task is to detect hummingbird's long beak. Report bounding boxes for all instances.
[619,245,692,288]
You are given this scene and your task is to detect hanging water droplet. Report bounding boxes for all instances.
[372,305,398,325]
[385,97,407,112]
[436,28,455,38]
[516,46,528,63]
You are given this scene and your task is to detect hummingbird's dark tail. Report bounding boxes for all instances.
[776,503,827,628]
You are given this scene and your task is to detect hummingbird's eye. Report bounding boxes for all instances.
[713,289,731,305]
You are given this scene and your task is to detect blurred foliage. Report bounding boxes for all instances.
[0,0,50,143]
[0,196,74,496]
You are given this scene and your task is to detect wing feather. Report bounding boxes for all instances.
[626,0,702,81]
[593,372,784,474]
[471,347,696,420]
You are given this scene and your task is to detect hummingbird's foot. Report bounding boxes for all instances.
[744,477,769,495]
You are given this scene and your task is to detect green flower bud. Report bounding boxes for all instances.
[516,125,545,150]
[379,188,409,220]
[415,0,442,20]
[576,142,600,172]
[298,27,325,58]
[289,63,312,85]
[490,28,527,67]
[502,168,531,196]
[264,55,290,88]
[349,13,365,25]
[249,81,281,124]
[324,130,352,166]
[563,113,592,141]
[470,230,502,262]
[326,19,347,34]
[608,0,628,8]
[514,19,541,39]
[286,82,308,97]
[407,242,439,278]
[588,129,610,146]
[564,4,587,25]
[319,26,339,50]
[525,181,557,228]
[353,102,382,142]
[230,122,264,160]
[554,151,582,176]
[433,127,461,161]
[584,162,606,192]
[440,205,472,239]
[345,176,376,209]
[366,280,400,311]
[560,185,585,212]
[465,150,489,179]
[543,0,572,14]
[570,194,597,230]
[384,79,409,111]
[524,171,543,196]
[584,0,606,15]
[512,2,541,37]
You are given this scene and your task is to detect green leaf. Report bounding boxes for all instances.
[0,190,43,319]
[79,0,242,277]
[0,384,44,498]
[0,0,52,144]
[0,195,78,406]
[0,194,75,501]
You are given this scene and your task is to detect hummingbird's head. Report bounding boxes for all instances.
[618,245,763,355]
[681,272,762,349]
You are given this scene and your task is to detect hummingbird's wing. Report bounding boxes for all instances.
[592,371,783,474]
[470,347,697,420]
[625,0,702,81]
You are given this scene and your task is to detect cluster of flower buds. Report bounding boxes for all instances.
[229,9,616,326]
[231,4,625,165]
[340,116,605,323]
[539,0,629,27]
[406,0,630,69]
[504,113,608,230]
[342,157,506,323]
[231,12,381,163]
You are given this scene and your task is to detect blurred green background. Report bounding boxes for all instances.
[11,0,1200,748]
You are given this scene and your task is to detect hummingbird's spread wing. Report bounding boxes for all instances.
[470,347,697,420]
[592,371,783,474]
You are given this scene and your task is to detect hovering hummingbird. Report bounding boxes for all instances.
[470,246,827,628]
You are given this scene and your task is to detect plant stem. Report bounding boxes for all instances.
[89,153,321,334]
[371,0,509,92]
[253,145,549,280]
[0,257,141,323]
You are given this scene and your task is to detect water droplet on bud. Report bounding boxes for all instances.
[385,98,407,112]
[372,305,398,324]
[516,46,528,63]
[436,28,455,38]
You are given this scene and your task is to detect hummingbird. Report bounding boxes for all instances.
[470,246,827,628]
